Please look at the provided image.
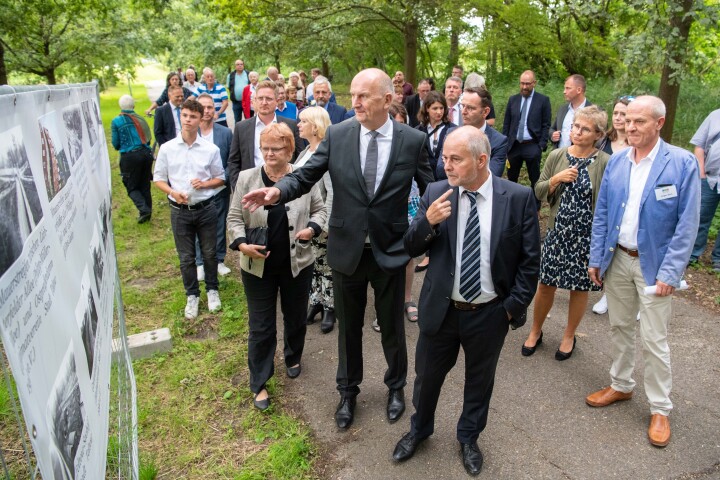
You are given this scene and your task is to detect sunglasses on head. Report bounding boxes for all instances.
[619,95,635,102]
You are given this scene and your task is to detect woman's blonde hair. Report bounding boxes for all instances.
[298,106,331,140]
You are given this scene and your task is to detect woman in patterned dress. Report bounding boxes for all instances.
[522,106,610,360]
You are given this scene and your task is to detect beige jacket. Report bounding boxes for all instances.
[534,146,610,230]
[227,165,327,278]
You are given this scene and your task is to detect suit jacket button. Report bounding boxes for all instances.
[609,247,614,252]
[285,206,290,211]
[289,225,294,231]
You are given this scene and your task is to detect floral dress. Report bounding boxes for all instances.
[539,152,601,291]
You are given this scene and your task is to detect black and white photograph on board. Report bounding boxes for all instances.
[89,225,104,292]
[90,97,101,125]
[38,112,72,201]
[80,100,97,148]
[97,198,110,248]
[75,270,98,377]
[0,126,44,278]
[46,346,85,480]
[62,105,84,166]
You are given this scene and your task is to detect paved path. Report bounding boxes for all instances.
[286,263,720,479]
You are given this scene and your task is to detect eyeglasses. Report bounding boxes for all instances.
[619,95,635,102]
[571,123,598,135]
[255,96,275,103]
[261,146,285,155]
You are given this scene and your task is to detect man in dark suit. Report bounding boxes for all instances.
[312,76,347,124]
[226,80,302,190]
[405,79,432,128]
[502,70,551,208]
[550,74,592,149]
[392,126,540,475]
[242,68,434,429]
[154,86,185,146]
[195,93,235,278]
[459,87,508,177]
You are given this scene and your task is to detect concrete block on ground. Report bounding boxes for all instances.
[112,328,172,361]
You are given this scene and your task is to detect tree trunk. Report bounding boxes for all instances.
[658,0,694,143]
[274,54,281,74]
[404,18,418,87]
[448,25,459,78]
[0,42,7,85]
[321,58,329,78]
[45,68,56,85]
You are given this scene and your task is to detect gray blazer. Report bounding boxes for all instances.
[227,164,326,278]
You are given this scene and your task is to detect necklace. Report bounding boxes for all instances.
[264,164,291,181]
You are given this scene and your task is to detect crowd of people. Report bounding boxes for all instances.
[110,60,718,476]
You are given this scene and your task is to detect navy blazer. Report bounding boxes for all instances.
[227,116,303,190]
[416,122,457,179]
[435,125,508,179]
[154,103,179,146]
[405,177,540,334]
[502,91,552,151]
[325,102,348,125]
[210,123,233,185]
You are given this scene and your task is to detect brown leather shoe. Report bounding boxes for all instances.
[585,386,633,407]
[648,414,671,447]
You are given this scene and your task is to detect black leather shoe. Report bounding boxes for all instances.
[306,303,323,325]
[521,331,543,357]
[253,391,270,411]
[392,432,425,462]
[555,336,577,361]
[320,308,336,334]
[335,396,356,429]
[387,388,405,423]
[460,442,483,476]
[137,212,151,224]
[286,364,301,379]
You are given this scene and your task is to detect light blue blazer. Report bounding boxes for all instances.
[589,139,700,287]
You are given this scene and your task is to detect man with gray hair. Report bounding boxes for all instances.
[266,66,279,82]
[586,95,700,447]
[192,67,229,127]
[111,95,154,223]
[392,126,539,475]
[312,76,346,124]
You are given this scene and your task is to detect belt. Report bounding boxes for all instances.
[617,244,639,257]
[169,197,214,210]
[451,296,501,311]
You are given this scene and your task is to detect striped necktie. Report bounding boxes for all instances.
[460,190,482,302]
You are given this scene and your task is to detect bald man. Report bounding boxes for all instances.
[242,68,434,430]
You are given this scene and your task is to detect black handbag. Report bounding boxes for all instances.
[246,226,268,252]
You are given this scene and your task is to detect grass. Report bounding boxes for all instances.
[101,84,317,479]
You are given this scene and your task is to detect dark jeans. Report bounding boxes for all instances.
[507,141,542,209]
[333,248,407,398]
[242,263,312,394]
[170,201,218,296]
[119,148,153,215]
[231,101,243,124]
[195,190,229,265]
[691,178,720,266]
[411,300,509,444]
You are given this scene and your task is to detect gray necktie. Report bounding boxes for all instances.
[364,131,379,197]
[517,97,528,141]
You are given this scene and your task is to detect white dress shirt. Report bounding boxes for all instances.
[359,116,393,194]
[172,104,182,135]
[451,179,497,303]
[254,115,278,167]
[618,139,661,249]
[153,135,225,205]
[448,103,462,126]
[426,123,446,155]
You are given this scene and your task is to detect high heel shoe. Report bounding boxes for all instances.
[555,336,577,361]
[521,331,543,356]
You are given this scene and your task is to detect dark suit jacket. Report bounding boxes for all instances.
[415,122,457,179]
[154,103,178,146]
[211,124,233,185]
[275,118,435,276]
[227,116,302,190]
[435,125,508,179]
[502,91,552,151]
[404,177,540,335]
[404,94,421,128]
[550,99,593,149]
[325,102,348,125]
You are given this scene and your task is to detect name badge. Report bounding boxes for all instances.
[655,184,677,201]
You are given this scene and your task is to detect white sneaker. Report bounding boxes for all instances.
[207,290,221,312]
[372,318,381,333]
[217,262,231,276]
[197,265,205,282]
[185,295,199,320]
[637,312,641,321]
[592,294,608,315]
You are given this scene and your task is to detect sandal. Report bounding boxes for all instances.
[404,302,418,322]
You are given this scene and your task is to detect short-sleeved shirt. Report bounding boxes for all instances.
[690,109,720,190]
[193,83,229,123]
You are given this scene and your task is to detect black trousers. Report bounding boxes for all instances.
[506,141,542,209]
[170,201,218,296]
[242,263,312,394]
[333,248,407,398]
[410,300,509,444]
[119,148,153,215]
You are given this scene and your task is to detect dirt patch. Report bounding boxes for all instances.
[184,315,220,340]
